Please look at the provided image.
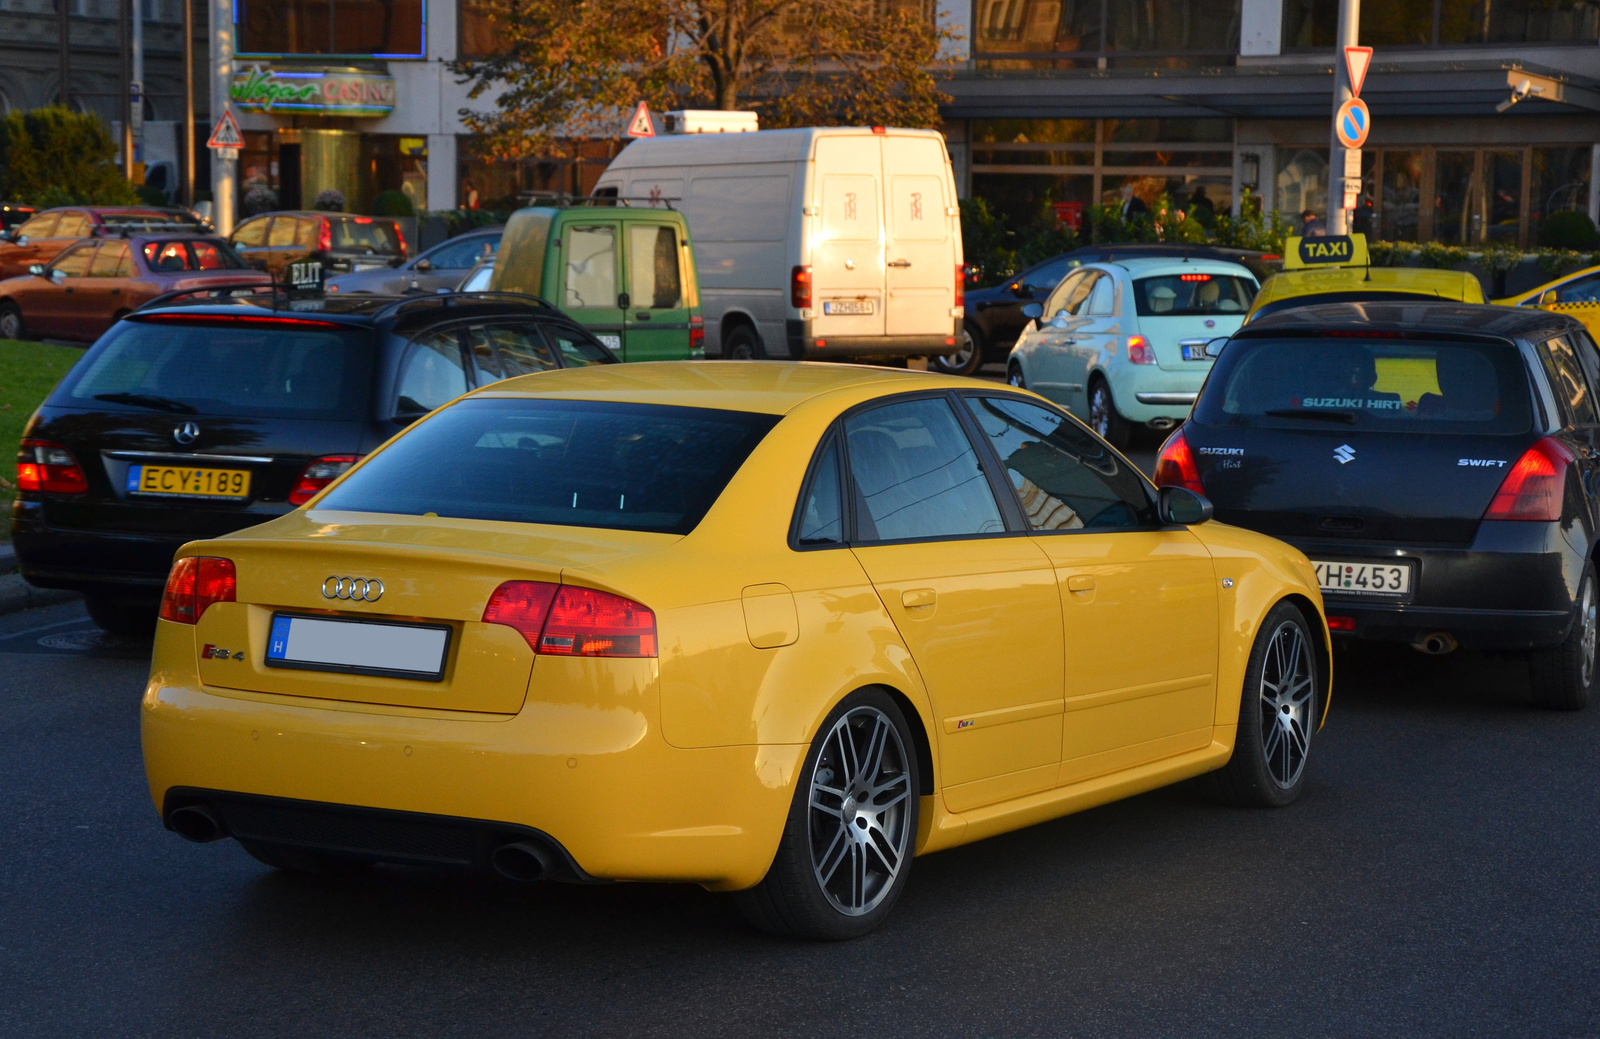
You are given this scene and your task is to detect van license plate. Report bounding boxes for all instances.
[265,614,450,682]
[823,300,874,315]
[126,465,250,499]
[1313,560,1413,597]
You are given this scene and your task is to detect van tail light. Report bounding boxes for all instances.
[1483,437,1574,522]
[954,264,965,308]
[160,556,236,624]
[791,265,812,310]
[317,219,331,253]
[1126,335,1155,364]
[483,581,657,658]
[689,314,705,353]
[1153,428,1206,495]
[16,439,88,494]
[289,455,360,505]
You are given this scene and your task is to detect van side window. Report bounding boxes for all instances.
[565,226,617,309]
[822,175,878,242]
[627,225,682,309]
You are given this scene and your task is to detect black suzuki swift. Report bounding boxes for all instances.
[1156,301,1600,709]
[11,290,616,633]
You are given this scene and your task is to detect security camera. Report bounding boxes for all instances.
[1497,78,1535,113]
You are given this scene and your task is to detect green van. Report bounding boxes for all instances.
[489,203,703,361]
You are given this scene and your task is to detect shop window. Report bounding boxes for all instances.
[974,0,1238,67]
[460,0,509,58]
[1434,151,1478,245]
[1275,148,1329,226]
[1531,147,1593,246]
[1284,0,1600,47]
[1483,151,1524,244]
[236,0,424,57]
[1380,152,1424,242]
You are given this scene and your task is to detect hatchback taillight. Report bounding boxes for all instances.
[289,455,360,505]
[1153,428,1205,495]
[1483,437,1574,522]
[1126,335,1155,365]
[483,580,657,658]
[16,439,88,494]
[791,265,812,309]
[160,556,236,624]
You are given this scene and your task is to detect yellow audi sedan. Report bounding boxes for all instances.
[142,362,1330,939]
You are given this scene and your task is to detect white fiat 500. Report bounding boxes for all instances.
[1006,257,1259,447]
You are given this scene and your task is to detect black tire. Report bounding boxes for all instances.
[735,689,921,940]
[1527,564,1595,711]
[83,593,158,638]
[0,300,27,341]
[239,840,371,876]
[1006,360,1026,389]
[932,324,985,377]
[1201,602,1318,808]
[1088,377,1131,449]
[723,324,765,360]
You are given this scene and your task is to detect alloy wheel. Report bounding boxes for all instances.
[0,309,19,340]
[938,331,977,373]
[807,705,914,917]
[1090,384,1113,438]
[1581,579,1596,688]
[1007,365,1025,388]
[1259,621,1314,789]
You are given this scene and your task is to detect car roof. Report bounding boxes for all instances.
[1092,257,1259,278]
[240,211,396,221]
[1239,300,1581,340]
[473,360,975,416]
[132,291,568,327]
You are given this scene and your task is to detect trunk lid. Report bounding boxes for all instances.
[1139,313,1243,370]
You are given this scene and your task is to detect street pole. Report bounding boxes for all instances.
[56,0,70,110]
[209,0,235,233]
[132,0,144,176]
[119,0,133,179]
[1328,0,1360,235]
[182,0,195,207]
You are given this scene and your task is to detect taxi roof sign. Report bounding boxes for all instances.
[1283,233,1370,270]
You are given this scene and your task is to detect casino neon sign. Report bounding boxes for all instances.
[231,65,396,116]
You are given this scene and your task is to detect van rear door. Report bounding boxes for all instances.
[555,217,626,354]
[882,134,957,337]
[810,135,886,339]
[620,220,691,362]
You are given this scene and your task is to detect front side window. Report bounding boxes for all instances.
[1042,270,1090,319]
[396,333,469,413]
[427,235,497,270]
[1133,274,1255,316]
[51,243,95,277]
[626,225,683,310]
[564,226,617,308]
[16,213,58,239]
[844,397,1005,542]
[232,217,269,247]
[54,212,90,237]
[236,0,424,56]
[1084,274,1115,316]
[1549,272,1600,304]
[90,241,129,277]
[965,396,1153,531]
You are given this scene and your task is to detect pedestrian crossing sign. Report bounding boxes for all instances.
[206,110,244,150]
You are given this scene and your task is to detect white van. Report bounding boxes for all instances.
[594,127,963,361]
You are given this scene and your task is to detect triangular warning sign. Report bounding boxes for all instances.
[206,109,243,149]
[1345,46,1373,98]
[627,101,655,138]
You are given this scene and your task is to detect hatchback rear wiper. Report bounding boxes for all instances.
[1263,408,1357,424]
[92,392,198,414]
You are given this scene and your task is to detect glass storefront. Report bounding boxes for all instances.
[1284,0,1600,48]
[239,130,428,214]
[973,0,1241,69]
[236,0,426,57]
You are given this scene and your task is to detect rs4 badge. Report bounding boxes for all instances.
[201,643,244,661]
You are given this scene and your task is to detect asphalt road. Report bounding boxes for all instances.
[4,592,1600,1039]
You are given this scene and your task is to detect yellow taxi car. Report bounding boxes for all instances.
[1245,233,1485,322]
[142,362,1330,939]
[1492,264,1600,307]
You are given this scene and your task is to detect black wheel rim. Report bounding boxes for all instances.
[1259,621,1313,789]
[807,706,913,916]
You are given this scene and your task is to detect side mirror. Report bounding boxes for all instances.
[414,258,432,272]
[1204,336,1230,358]
[1020,302,1043,320]
[28,263,44,276]
[1050,312,1071,328]
[1158,485,1213,526]
[1008,281,1025,297]
[16,235,30,246]
[1540,288,1559,306]
[49,268,67,283]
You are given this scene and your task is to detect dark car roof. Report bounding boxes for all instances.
[1238,300,1582,341]
[240,211,400,223]
[132,291,563,331]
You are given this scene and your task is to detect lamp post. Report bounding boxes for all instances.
[209,0,235,233]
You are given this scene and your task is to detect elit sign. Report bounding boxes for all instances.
[231,65,396,116]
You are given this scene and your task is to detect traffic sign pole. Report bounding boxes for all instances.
[1327,0,1362,235]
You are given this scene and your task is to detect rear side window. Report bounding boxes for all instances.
[466,324,560,379]
[316,398,779,535]
[1194,337,1533,435]
[795,435,844,546]
[1133,274,1255,316]
[397,333,470,412]
[331,218,400,254]
[61,320,372,418]
[1540,335,1599,425]
[844,398,1005,542]
[543,326,616,367]
[90,241,129,277]
[268,218,299,247]
[54,212,91,237]
[428,235,497,269]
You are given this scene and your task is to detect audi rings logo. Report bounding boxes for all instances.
[322,576,384,602]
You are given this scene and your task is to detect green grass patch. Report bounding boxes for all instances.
[1,338,84,542]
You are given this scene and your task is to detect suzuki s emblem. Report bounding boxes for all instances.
[1334,444,1356,465]
[323,576,384,602]
[173,421,201,445]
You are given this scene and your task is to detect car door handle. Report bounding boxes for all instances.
[887,259,912,268]
[634,312,651,320]
[1067,576,1096,594]
[110,288,121,295]
[901,588,937,609]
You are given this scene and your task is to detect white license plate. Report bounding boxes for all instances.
[265,614,449,681]
[1182,344,1209,360]
[1313,560,1413,597]
[823,299,874,315]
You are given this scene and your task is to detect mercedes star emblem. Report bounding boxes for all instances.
[173,421,201,445]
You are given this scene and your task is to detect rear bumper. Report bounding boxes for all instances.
[786,319,962,359]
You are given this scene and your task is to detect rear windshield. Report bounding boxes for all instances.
[59,319,373,419]
[316,398,778,534]
[1133,274,1256,316]
[331,219,401,255]
[1194,336,1533,435]
[142,239,250,271]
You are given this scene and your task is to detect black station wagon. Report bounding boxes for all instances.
[11,291,617,633]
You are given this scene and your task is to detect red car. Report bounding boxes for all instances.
[0,206,208,280]
[0,234,269,342]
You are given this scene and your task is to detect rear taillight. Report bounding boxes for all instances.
[482,581,657,658]
[689,314,705,354]
[16,439,88,494]
[1327,616,1356,632]
[954,264,965,308]
[395,225,407,258]
[289,455,360,505]
[1483,437,1574,522]
[1153,428,1205,495]
[791,265,812,309]
[1126,335,1155,365]
[159,556,236,624]
[317,219,331,253]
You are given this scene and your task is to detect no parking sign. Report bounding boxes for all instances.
[1334,97,1370,149]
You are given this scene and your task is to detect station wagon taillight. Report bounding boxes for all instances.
[1152,428,1206,495]
[289,455,361,505]
[16,439,87,494]
[1126,335,1155,365]
[1483,437,1574,522]
[791,265,812,310]
[483,580,657,658]
[160,556,236,624]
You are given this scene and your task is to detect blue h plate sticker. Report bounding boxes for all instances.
[267,615,292,660]
[125,466,143,493]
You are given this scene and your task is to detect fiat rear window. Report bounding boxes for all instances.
[1194,336,1533,434]
[316,398,779,534]
[1133,274,1256,316]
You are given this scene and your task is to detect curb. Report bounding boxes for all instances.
[0,572,79,616]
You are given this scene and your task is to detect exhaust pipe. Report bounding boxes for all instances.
[168,804,226,843]
[1147,417,1177,430]
[1412,632,1458,656]
[491,841,554,882]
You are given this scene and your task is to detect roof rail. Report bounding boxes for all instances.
[134,281,281,312]
[371,290,558,321]
[516,190,679,211]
